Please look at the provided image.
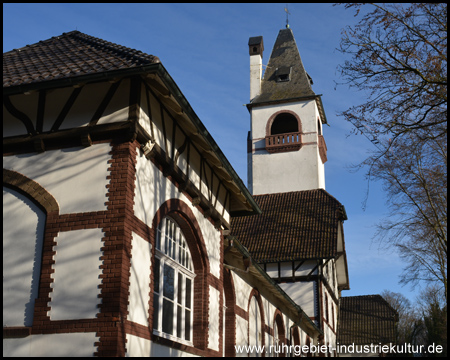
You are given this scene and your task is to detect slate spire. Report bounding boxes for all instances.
[251,28,315,104]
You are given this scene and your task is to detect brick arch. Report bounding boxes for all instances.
[3,168,59,214]
[223,268,236,357]
[247,288,266,351]
[151,198,210,350]
[265,110,302,137]
[291,326,301,357]
[3,168,59,338]
[274,308,287,357]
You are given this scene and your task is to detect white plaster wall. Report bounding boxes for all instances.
[279,282,315,318]
[128,232,152,326]
[249,100,325,195]
[49,228,103,320]
[231,272,253,310]
[96,80,130,125]
[295,260,319,276]
[251,146,322,195]
[3,187,45,327]
[251,102,317,139]
[3,333,99,357]
[208,286,220,351]
[250,54,262,100]
[3,143,111,214]
[235,315,249,357]
[134,150,222,279]
[125,334,198,357]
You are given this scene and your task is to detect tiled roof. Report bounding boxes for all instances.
[3,30,160,88]
[230,189,346,262]
[251,28,316,105]
[338,295,398,345]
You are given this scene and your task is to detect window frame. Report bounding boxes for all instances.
[153,216,195,346]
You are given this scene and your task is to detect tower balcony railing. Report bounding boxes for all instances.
[265,132,302,153]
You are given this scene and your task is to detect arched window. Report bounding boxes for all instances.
[273,312,286,357]
[271,113,298,135]
[265,111,302,153]
[153,216,194,344]
[248,295,262,357]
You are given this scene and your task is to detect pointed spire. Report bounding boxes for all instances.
[251,28,315,105]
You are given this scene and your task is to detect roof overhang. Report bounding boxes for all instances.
[336,222,350,291]
[3,63,261,217]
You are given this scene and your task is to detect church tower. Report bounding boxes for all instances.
[247,28,328,195]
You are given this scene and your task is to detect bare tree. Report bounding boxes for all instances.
[337,3,447,144]
[381,290,425,351]
[336,3,447,297]
[373,134,447,298]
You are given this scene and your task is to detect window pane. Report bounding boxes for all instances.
[162,299,174,335]
[156,229,161,250]
[185,309,191,341]
[178,273,183,305]
[154,258,160,293]
[185,278,192,309]
[153,294,159,330]
[177,305,182,338]
[163,264,174,300]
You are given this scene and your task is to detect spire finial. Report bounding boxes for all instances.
[284,4,290,28]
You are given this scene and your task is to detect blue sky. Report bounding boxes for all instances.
[3,3,422,302]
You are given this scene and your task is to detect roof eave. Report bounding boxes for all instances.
[3,63,161,96]
[154,65,261,216]
[3,63,261,216]
[226,236,322,337]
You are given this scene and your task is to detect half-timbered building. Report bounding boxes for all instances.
[3,31,322,357]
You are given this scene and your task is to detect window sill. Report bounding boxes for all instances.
[152,329,193,348]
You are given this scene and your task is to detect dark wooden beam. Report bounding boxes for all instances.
[3,96,36,135]
[89,80,122,126]
[50,87,83,132]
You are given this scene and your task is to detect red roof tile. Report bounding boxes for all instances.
[231,189,347,262]
[3,31,159,88]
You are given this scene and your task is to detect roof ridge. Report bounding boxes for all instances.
[3,31,160,88]
[67,31,158,64]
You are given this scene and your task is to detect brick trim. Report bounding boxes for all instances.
[265,110,302,137]
[274,308,287,357]
[223,268,236,357]
[96,140,140,357]
[3,168,59,213]
[291,326,301,357]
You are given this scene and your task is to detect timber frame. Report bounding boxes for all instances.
[4,63,261,228]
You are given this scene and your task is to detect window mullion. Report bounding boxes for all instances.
[173,267,178,337]
[157,257,163,332]
[181,273,186,340]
